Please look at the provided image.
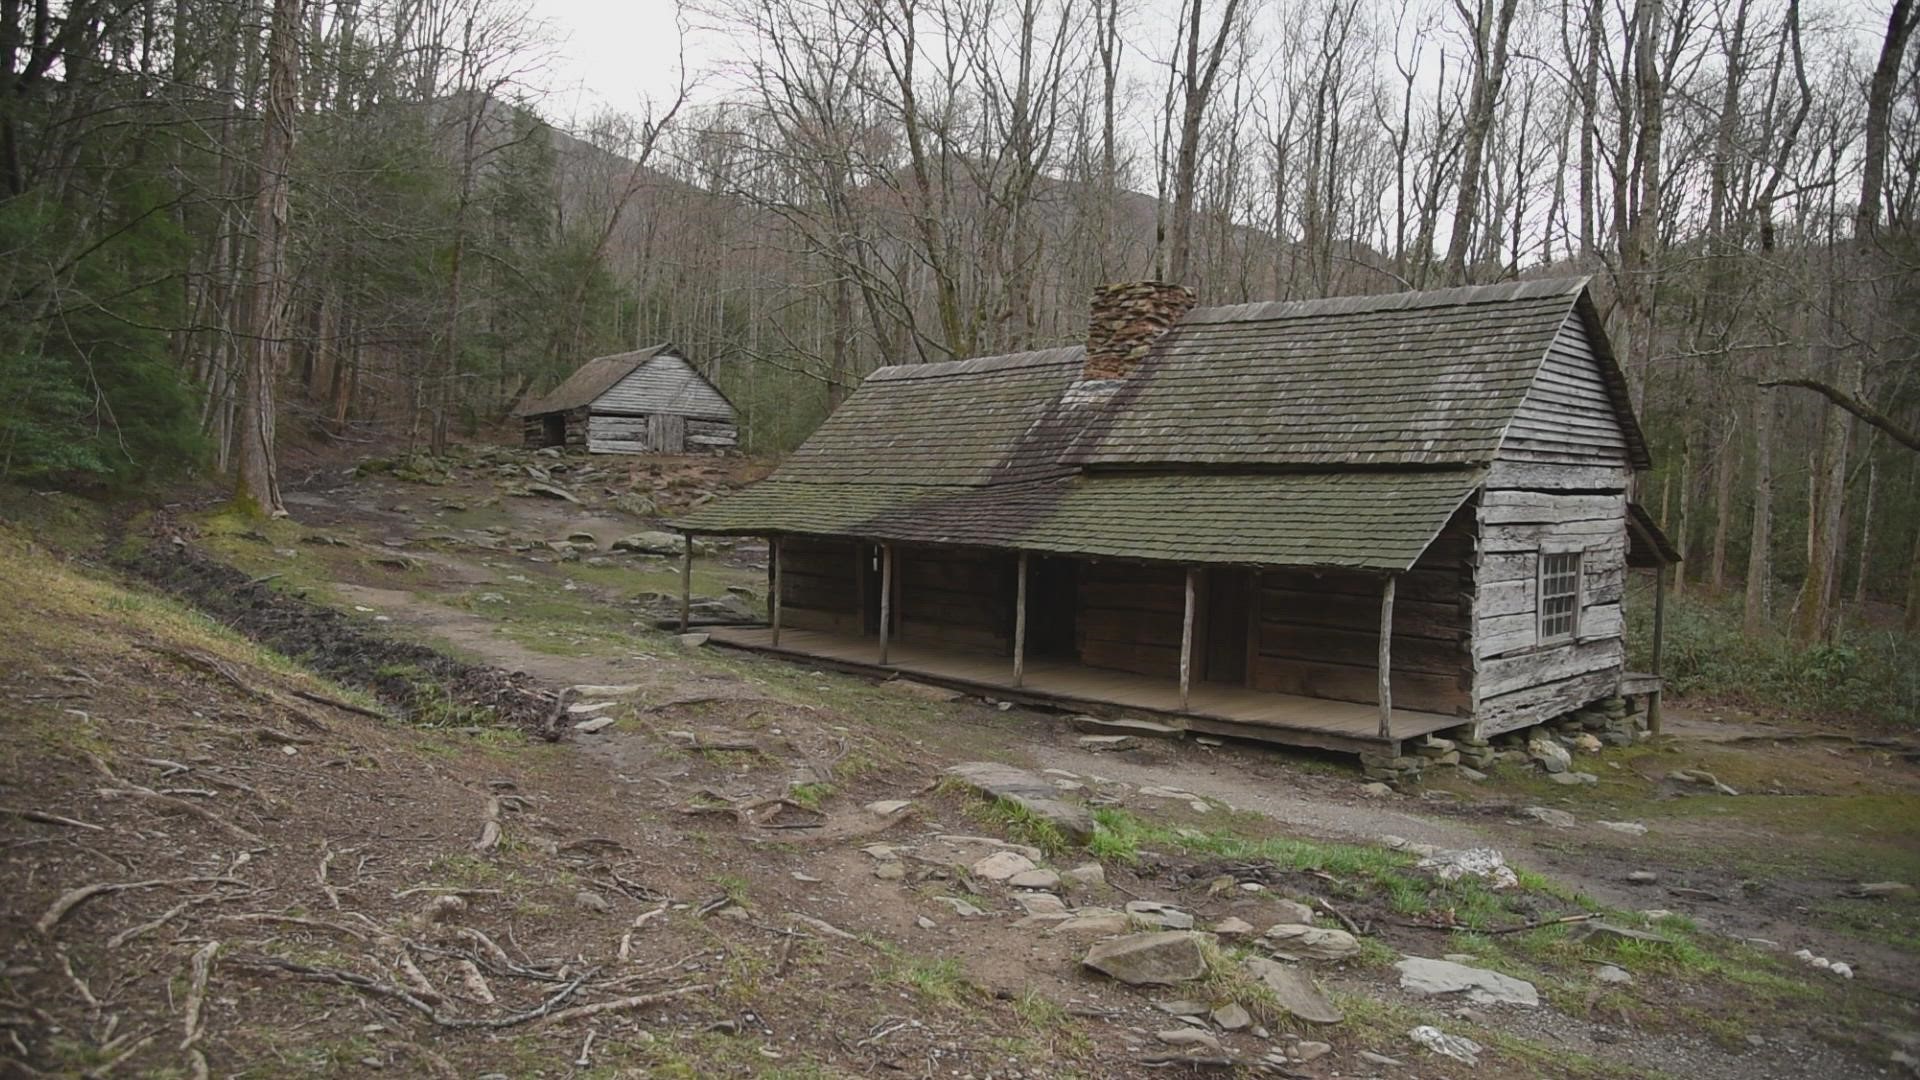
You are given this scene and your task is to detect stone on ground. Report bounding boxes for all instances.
[1417,848,1519,890]
[610,530,681,554]
[1012,892,1068,916]
[572,716,616,734]
[1597,820,1648,836]
[1155,1000,1208,1016]
[676,632,709,648]
[1626,869,1658,884]
[1154,1029,1221,1050]
[1081,931,1209,986]
[1077,734,1138,752]
[1049,911,1130,938]
[574,890,611,913]
[1241,956,1343,1023]
[1211,1002,1251,1031]
[1294,1041,1333,1062]
[1064,862,1107,887]
[1008,868,1060,891]
[1270,899,1316,925]
[1570,921,1669,946]
[1594,964,1633,985]
[1212,916,1254,937]
[1361,781,1394,797]
[1409,1025,1483,1065]
[945,762,1096,843]
[1070,715,1182,738]
[1394,956,1539,1006]
[971,850,1038,882]
[1521,806,1577,828]
[873,862,905,881]
[1263,923,1359,961]
[864,799,912,817]
[1126,900,1195,930]
[1528,737,1572,773]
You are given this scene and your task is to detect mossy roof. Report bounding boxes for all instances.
[677,278,1626,570]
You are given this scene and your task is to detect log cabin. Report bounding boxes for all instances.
[516,344,738,454]
[673,278,1678,755]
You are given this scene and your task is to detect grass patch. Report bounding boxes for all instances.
[787,782,835,810]
[970,795,1069,855]
[879,946,975,1005]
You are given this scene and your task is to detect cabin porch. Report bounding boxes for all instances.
[702,624,1460,754]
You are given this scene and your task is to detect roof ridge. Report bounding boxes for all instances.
[1182,276,1588,326]
[869,345,1085,381]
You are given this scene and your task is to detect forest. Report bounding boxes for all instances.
[2,0,1917,654]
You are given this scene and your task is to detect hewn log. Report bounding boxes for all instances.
[1650,564,1668,734]
[1378,576,1396,739]
[1179,568,1197,710]
[1013,551,1029,687]
[878,544,893,665]
[771,536,783,648]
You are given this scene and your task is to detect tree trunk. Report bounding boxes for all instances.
[1742,384,1774,634]
[1442,0,1522,283]
[235,0,300,518]
[1794,354,1858,644]
[1165,0,1243,286]
[1709,410,1737,592]
[1855,449,1877,605]
[1856,0,1918,241]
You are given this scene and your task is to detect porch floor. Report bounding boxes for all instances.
[704,625,1461,754]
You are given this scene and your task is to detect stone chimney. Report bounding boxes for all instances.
[1084,281,1197,380]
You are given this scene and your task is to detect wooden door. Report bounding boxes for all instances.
[647,414,688,453]
[1203,568,1250,685]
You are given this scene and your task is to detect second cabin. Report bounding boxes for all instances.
[516,344,738,454]
[674,278,1679,755]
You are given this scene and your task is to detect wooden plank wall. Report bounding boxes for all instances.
[1076,562,1185,679]
[587,414,739,454]
[1473,312,1633,735]
[777,537,861,633]
[898,548,1015,655]
[1249,509,1474,716]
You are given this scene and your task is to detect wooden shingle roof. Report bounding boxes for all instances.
[678,277,1638,570]
[515,344,673,417]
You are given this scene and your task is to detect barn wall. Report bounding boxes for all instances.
[898,548,1015,655]
[1249,507,1475,716]
[595,353,735,422]
[588,414,740,454]
[777,537,860,633]
[1474,313,1634,735]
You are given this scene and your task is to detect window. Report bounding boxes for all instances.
[1538,551,1582,642]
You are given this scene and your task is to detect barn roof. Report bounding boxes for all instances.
[515,344,675,417]
[677,277,1642,570]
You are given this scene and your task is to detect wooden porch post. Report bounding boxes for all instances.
[879,543,894,665]
[1649,562,1668,734]
[770,536,783,648]
[679,533,693,632]
[1378,575,1396,740]
[1179,568,1197,711]
[1013,551,1029,687]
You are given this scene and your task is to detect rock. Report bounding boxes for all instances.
[676,632,710,649]
[1010,913,1073,930]
[1394,957,1539,1006]
[1361,782,1394,797]
[1417,848,1519,890]
[1572,733,1603,753]
[610,530,681,554]
[1528,737,1572,773]
[1458,766,1488,782]
[1013,892,1068,916]
[1241,956,1343,1023]
[1597,820,1648,836]
[1359,1051,1405,1067]
[1212,916,1255,937]
[1064,863,1107,887]
[1155,999,1210,1017]
[570,683,642,697]
[1077,734,1139,752]
[1070,715,1182,738]
[1521,806,1577,828]
[575,890,612,914]
[565,530,599,545]
[1049,911,1130,938]
[1569,922,1669,946]
[873,862,905,881]
[1547,770,1587,786]
[1594,964,1633,985]
[1263,924,1359,962]
[1126,901,1195,930]
[1846,881,1914,899]
[945,762,1096,843]
[1212,1002,1252,1031]
[1409,1025,1483,1065]
[1295,1041,1333,1062]
[971,851,1038,882]
[934,897,987,918]
[1082,931,1209,986]
[884,679,962,701]
[1154,1029,1221,1050]
[1626,870,1658,884]
[1008,869,1061,891]
[864,799,912,817]
[1271,899,1316,925]
[1667,768,1738,796]
[521,482,580,504]
[915,915,936,930]
[572,716,617,734]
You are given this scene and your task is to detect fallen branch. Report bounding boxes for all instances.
[178,941,220,1050]
[108,896,216,949]
[1312,896,1362,937]
[290,687,386,720]
[38,877,244,935]
[234,956,599,1030]
[142,644,330,731]
[534,983,708,1028]
[0,807,103,831]
[217,913,370,941]
[81,1032,154,1078]
[87,753,262,846]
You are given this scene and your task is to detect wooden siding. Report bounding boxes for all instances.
[1475,319,1635,733]
[898,548,1015,655]
[1250,508,1474,716]
[594,353,734,422]
[1496,315,1632,467]
[1076,562,1186,679]
[776,537,860,633]
[588,415,738,454]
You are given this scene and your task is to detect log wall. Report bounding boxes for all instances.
[1472,313,1634,735]
[1249,508,1474,716]
[1075,562,1186,679]
[776,537,861,633]
[898,548,1016,654]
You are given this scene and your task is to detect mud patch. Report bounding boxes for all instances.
[123,529,555,731]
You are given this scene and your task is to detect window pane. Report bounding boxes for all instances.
[1539,552,1582,642]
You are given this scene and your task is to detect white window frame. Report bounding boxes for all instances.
[1537,547,1584,644]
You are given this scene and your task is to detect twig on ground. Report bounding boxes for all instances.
[1312,896,1362,937]
[534,983,708,1028]
[235,956,600,1030]
[58,948,98,1010]
[289,687,386,720]
[217,913,370,941]
[178,941,219,1050]
[574,1029,595,1068]
[38,877,244,936]
[86,753,262,846]
[0,807,104,831]
[81,1032,154,1079]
